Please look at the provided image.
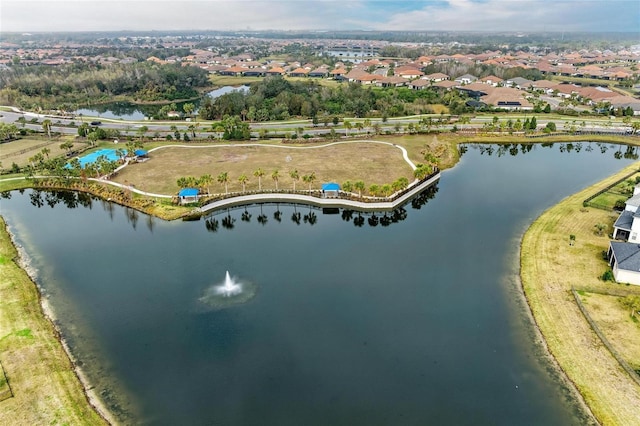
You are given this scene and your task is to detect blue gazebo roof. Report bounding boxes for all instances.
[134,149,148,156]
[178,188,199,197]
[322,182,340,191]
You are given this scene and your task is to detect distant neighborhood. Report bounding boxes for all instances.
[1,34,639,115]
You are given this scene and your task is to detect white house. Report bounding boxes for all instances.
[454,74,478,85]
[608,182,640,285]
[612,184,640,241]
[607,242,640,285]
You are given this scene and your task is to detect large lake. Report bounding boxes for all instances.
[1,142,637,425]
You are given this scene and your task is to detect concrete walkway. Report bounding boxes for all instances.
[197,172,440,214]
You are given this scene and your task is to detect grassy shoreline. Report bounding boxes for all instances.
[521,162,640,425]
[0,217,112,425]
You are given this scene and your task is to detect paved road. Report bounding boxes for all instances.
[1,108,633,138]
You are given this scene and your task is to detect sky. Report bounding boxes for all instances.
[1,0,639,33]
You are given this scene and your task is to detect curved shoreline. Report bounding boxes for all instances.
[1,139,639,424]
[520,162,640,425]
[0,219,113,425]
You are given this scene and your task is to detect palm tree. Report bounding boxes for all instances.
[414,164,432,180]
[290,169,299,191]
[217,172,229,194]
[271,170,280,190]
[254,168,265,190]
[342,180,353,194]
[137,125,149,142]
[363,118,371,134]
[60,141,74,156]
[42,119,52,138]
[355,122,363,134]
[238,174,248,192]
[214,125,224,140]
[354,180,365,198]
[200,174,213,194]
[344,120,352,137]
[302,172,316,191]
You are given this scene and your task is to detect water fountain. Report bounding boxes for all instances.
[216,271,242,297]
[198,271,256,310]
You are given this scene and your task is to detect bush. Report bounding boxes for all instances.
[602,269,615,282]
[614,199,626,211]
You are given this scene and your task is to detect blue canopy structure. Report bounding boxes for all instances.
[178,188,199,197]
[134,149,148,156]
[322,183,340,191]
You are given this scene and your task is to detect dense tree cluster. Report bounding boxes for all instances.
[0,61,210,109]
[199,76,445,121]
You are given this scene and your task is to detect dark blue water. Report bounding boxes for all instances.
[74,85,250,121]
[1,142,636,425]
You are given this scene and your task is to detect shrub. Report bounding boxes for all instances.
[601,269,615,282]
[614,199,626,211]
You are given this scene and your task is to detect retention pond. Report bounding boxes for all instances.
[1,142,637,425]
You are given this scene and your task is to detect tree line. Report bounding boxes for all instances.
[198,76,449,122]
[0,61,211,110]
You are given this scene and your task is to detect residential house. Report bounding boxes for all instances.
[409,79,432,90]
[289,67,310,77]
[377,76,409,87]
[607,185,640,285]
[504,77,534,89]
[607,242,640,286]
[480,75,503,86]
[424,73,450,82]
[480,87,533,110]
[455,74,478,85]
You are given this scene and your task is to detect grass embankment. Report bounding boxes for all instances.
[0,217,109,425]
[578,292,640,374]
[521,162,640,425]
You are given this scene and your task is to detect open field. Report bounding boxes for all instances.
[0,136,78,168]
[579,292,640,372]
[0,217,108,425]
[521,162,640,425]
[113,141,416,195]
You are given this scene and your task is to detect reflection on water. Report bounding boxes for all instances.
[203,185,438,232]
[75,85,250,120]
[460,141,639,160]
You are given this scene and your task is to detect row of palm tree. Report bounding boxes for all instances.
[176,168,318,194]
[342,176,410,198]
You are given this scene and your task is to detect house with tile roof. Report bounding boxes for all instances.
[480,75,503,86]
[423,73,450,82]
[480,87,533,110]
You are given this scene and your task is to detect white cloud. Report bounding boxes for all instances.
[0,0,637,32]
[375,0,634,32]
